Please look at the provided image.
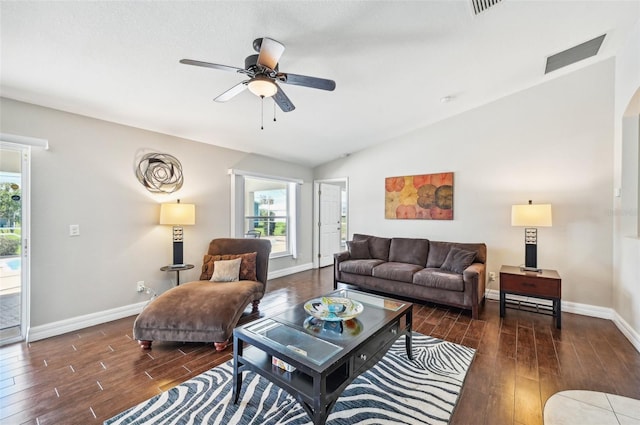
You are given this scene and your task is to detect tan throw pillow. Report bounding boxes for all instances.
[210,258,241,282]
[200,252,258,281]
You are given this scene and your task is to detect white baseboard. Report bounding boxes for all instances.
[25,264,314,343]
[485,289,614,319]
[268,262,314,280]
[612,311,640,353]
[486,289,640,353]
[27,301,147,343]
[24,279,639,355]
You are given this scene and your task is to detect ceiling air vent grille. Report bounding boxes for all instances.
[545,34,606,74]
[471,0,503,15]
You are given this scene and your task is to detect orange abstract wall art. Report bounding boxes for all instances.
[385,172,454,220]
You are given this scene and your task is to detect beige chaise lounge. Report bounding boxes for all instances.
[133,238,271,351]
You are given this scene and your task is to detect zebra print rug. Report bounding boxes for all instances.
[105,333,475,425]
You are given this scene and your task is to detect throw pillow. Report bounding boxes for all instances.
[200,252,258,281]
[210,258,242,282]
[347,240,371,259]
[440,247,476,274]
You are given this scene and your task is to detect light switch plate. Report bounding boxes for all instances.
[69,224,80,236]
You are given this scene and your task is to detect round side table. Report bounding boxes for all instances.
[160,264,194,285]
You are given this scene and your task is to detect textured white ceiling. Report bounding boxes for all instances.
[1,1,638,166]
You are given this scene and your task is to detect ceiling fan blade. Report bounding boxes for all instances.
[273,84,295,112]
[256,38,285,70]
[278,72,336,91]
[180,59,248,75]
[214,81,249,102]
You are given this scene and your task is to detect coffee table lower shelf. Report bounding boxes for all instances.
[235,346,347,406]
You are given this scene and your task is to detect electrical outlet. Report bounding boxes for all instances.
[489,272,496,282]
[137,281,146,293]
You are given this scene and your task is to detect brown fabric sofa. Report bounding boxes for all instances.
[133,238,271,351]
[334,234,487,319]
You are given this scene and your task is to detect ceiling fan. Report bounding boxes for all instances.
[180,37,336,113]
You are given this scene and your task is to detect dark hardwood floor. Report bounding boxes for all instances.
[1,266,639,424]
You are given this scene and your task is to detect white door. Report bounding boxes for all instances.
[0,144,29,345]
[318,183,342,267]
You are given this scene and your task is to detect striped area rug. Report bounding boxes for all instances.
[105,333,475,425]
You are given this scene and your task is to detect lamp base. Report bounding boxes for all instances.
[173,241,184,266]
[520,266,542,273]
[172,226,184,265]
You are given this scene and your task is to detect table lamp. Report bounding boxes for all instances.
[159,199,195,266]
[511,200,552,272]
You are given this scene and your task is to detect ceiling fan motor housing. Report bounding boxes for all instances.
[245,54,259,71]
[245,54,278,74]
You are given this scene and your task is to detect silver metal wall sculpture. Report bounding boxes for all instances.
[135,153,184,193]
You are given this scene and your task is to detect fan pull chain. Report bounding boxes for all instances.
[260,96,264,130]
[273,100,277,122]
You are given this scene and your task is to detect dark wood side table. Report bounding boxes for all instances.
[160,264,194,285]
[500,265,562,329]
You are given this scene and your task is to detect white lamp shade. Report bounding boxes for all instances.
[159,202,195,225]
[511,203,552,227]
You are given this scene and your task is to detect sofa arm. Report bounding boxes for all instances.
[333,251,350,289]
[463,263,486,319]
[334,251,350,263]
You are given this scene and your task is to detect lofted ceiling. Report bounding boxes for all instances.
[1,1,639,167]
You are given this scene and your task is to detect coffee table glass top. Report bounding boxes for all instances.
[242,289,407,366]
[245,319,342,365]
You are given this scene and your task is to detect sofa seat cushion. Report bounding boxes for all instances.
[133,280,262,343]
[412,268,464,292]
[372,262,424,282]
[340,259,384,276]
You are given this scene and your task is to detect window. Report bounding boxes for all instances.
[230,170,300,258]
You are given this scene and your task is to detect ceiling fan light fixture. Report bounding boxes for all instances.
[248,77,277,98]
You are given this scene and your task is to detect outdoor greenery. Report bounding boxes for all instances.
[0,183,21,227]
[0,234,20,256]
[252,218,286,237]
[0,182,21,256]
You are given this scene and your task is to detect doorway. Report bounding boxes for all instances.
[0,144,29,345]
[314,178,348,268]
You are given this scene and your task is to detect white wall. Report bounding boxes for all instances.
[613,19,640,342]
[0,97,314,329]
[315,59,615,308]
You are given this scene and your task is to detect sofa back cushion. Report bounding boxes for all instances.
[388,237,430,266]
[427,241,487,268]
[353,233,392,261]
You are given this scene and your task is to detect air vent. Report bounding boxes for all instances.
[545,34,606,74]
[471,0,503,15]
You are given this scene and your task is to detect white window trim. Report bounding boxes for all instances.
[229,169,301,259]
[0,133,48,150]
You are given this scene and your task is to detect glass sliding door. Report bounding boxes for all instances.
[0,145,27,344]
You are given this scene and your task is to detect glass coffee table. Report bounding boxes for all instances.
[232,289,413,425]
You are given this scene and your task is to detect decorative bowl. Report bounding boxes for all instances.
[303,316,363,338]
[303,296,364,321]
